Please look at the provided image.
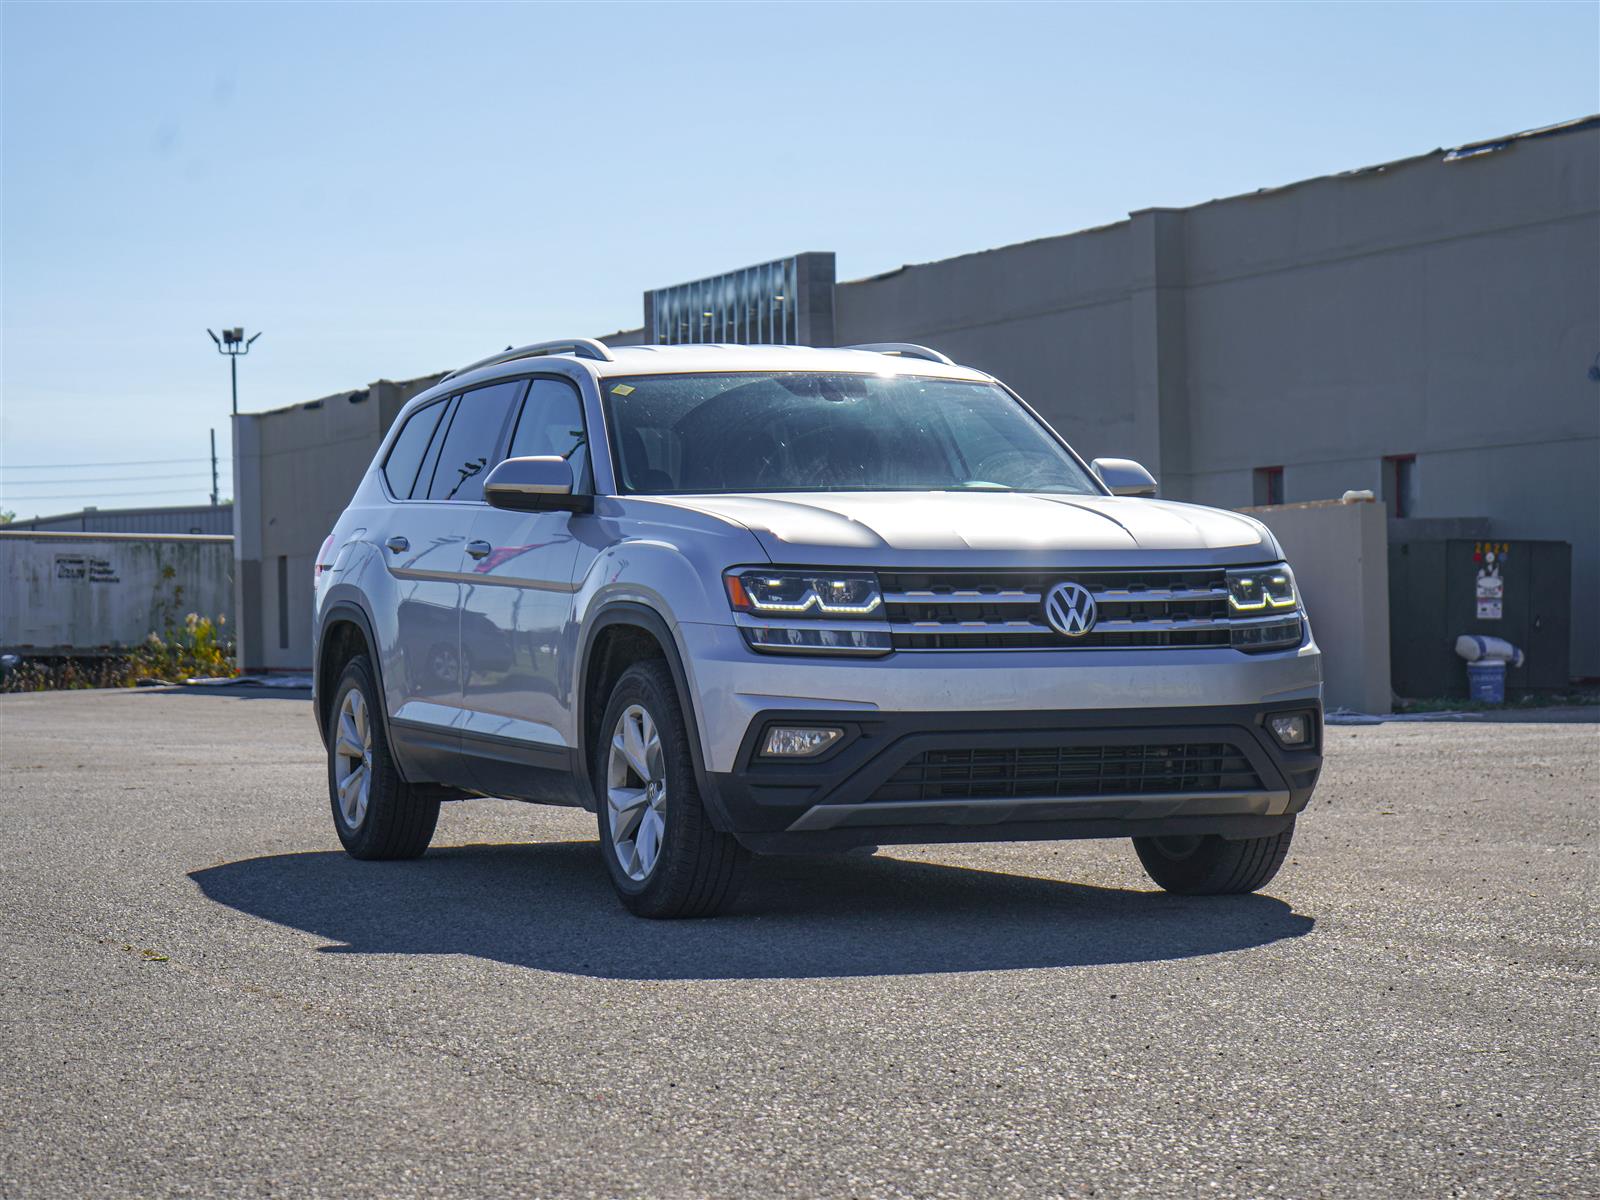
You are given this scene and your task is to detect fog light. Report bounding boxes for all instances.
[1267,712,1312,748]
[761,726,843,758]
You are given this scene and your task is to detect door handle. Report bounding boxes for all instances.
[385,535,409,554]
[465,540,493,560]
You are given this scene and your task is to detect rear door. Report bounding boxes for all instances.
[384,379,524,787]
[457,376,590,799]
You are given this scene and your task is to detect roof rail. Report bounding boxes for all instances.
[444,337,614,382]
[844,342,954,366]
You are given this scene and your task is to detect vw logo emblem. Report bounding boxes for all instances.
[1043,580,1097,637]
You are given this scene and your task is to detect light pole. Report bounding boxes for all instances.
[206,326,262,416]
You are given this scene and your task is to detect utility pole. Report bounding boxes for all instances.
[206,326,262,416]
[209,429,220,507]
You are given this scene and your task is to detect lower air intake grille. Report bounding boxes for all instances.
[870,742,1262,803]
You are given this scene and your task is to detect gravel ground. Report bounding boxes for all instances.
[0,688,1594,1198]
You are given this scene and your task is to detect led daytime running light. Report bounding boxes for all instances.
[725,571,883,617]
[1227,565,1298,613]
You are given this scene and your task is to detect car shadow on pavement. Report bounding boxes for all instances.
[143,685,312,702]
[190,841,1313,980]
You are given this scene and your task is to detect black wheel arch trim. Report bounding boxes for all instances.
[314,595,389,752]
[576,601,733,831]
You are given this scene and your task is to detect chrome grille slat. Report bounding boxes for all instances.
[876,567,1296,651]
[882,586,1229,605]
[1093,586,1230,601]
[886,589,1042,602]
[905,618,1042,630]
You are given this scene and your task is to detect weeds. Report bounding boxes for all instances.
[1,613,237,693]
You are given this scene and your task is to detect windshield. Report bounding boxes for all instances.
[602,372,1102,495]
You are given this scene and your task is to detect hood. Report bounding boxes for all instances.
[647,491,1279,568]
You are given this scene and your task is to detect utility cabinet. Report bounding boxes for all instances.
[1388,538,1571,698]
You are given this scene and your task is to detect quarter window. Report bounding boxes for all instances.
[1252,465,1284,507]
[508,378,590,488]
[1383,454,1417,519]
[382,399,447,499]
[423,380,524,503]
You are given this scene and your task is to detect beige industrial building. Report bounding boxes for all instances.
[233,116,1600,700]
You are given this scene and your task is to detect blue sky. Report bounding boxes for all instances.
[2,0,1596,516]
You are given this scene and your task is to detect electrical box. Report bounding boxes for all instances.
[1388,538,1571,698]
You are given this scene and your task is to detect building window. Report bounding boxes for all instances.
[1252,466,1284,507]
[645,253,835,347]
[651,257,799,345]
[1383,454,1417,518]
[277,555,289,650]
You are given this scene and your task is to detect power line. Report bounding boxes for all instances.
[0,456,232,470]
[0,486,221,502]
[0,472,218,484]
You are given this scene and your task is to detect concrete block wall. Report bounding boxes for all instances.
[1241,500,1393,714]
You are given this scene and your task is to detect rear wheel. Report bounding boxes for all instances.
[1132,821,1295,895]
[327,655,439,860]
[594,660,749,918]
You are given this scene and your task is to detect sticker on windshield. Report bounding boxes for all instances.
[611,384,635,396]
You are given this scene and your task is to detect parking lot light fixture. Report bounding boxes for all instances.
[206,326,263,416]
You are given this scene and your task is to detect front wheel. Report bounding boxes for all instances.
[1132,821,1295,895]
[594,660,749,918]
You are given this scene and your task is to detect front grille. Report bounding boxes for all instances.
[871,742,1263,803]
[877,567,1282,651]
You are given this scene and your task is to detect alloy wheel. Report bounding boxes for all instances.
[333,687,373,830]
[606,703,667,882]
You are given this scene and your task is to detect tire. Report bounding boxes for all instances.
[1132,821,1295,895]
[593,660,749,918]
[327,654,439,860]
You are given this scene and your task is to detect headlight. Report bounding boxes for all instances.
[725,569,891,656]
[1226,563,1298,613]
[725,570,882,617]
[1227,563,1302,653]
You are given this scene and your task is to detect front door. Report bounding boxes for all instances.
[387,379,526,789]
[457,377,590,799]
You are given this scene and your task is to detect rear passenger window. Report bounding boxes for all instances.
[508,378,590,488]
[423,380,524,502]
[382,399,446,499]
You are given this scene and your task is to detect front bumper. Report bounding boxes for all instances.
[673,621,1323,853]
[702,700,1323,854]
[677,620,1322,775]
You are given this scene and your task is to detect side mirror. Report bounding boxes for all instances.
[483,456,592,513]
[1091,457,1158,497]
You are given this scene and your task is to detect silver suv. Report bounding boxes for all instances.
[312,340,1322,917]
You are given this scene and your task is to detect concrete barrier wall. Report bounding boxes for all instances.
[0,531,234,655]
[1241,499,1392,714]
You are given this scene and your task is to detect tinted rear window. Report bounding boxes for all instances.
[382,399,447,499]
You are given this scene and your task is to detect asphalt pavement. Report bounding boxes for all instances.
[1,688,1594,1198]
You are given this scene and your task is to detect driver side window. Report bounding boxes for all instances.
[508,378,590,490]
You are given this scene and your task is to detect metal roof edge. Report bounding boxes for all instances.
[840,115,1599,287]
[0,530,233,543]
